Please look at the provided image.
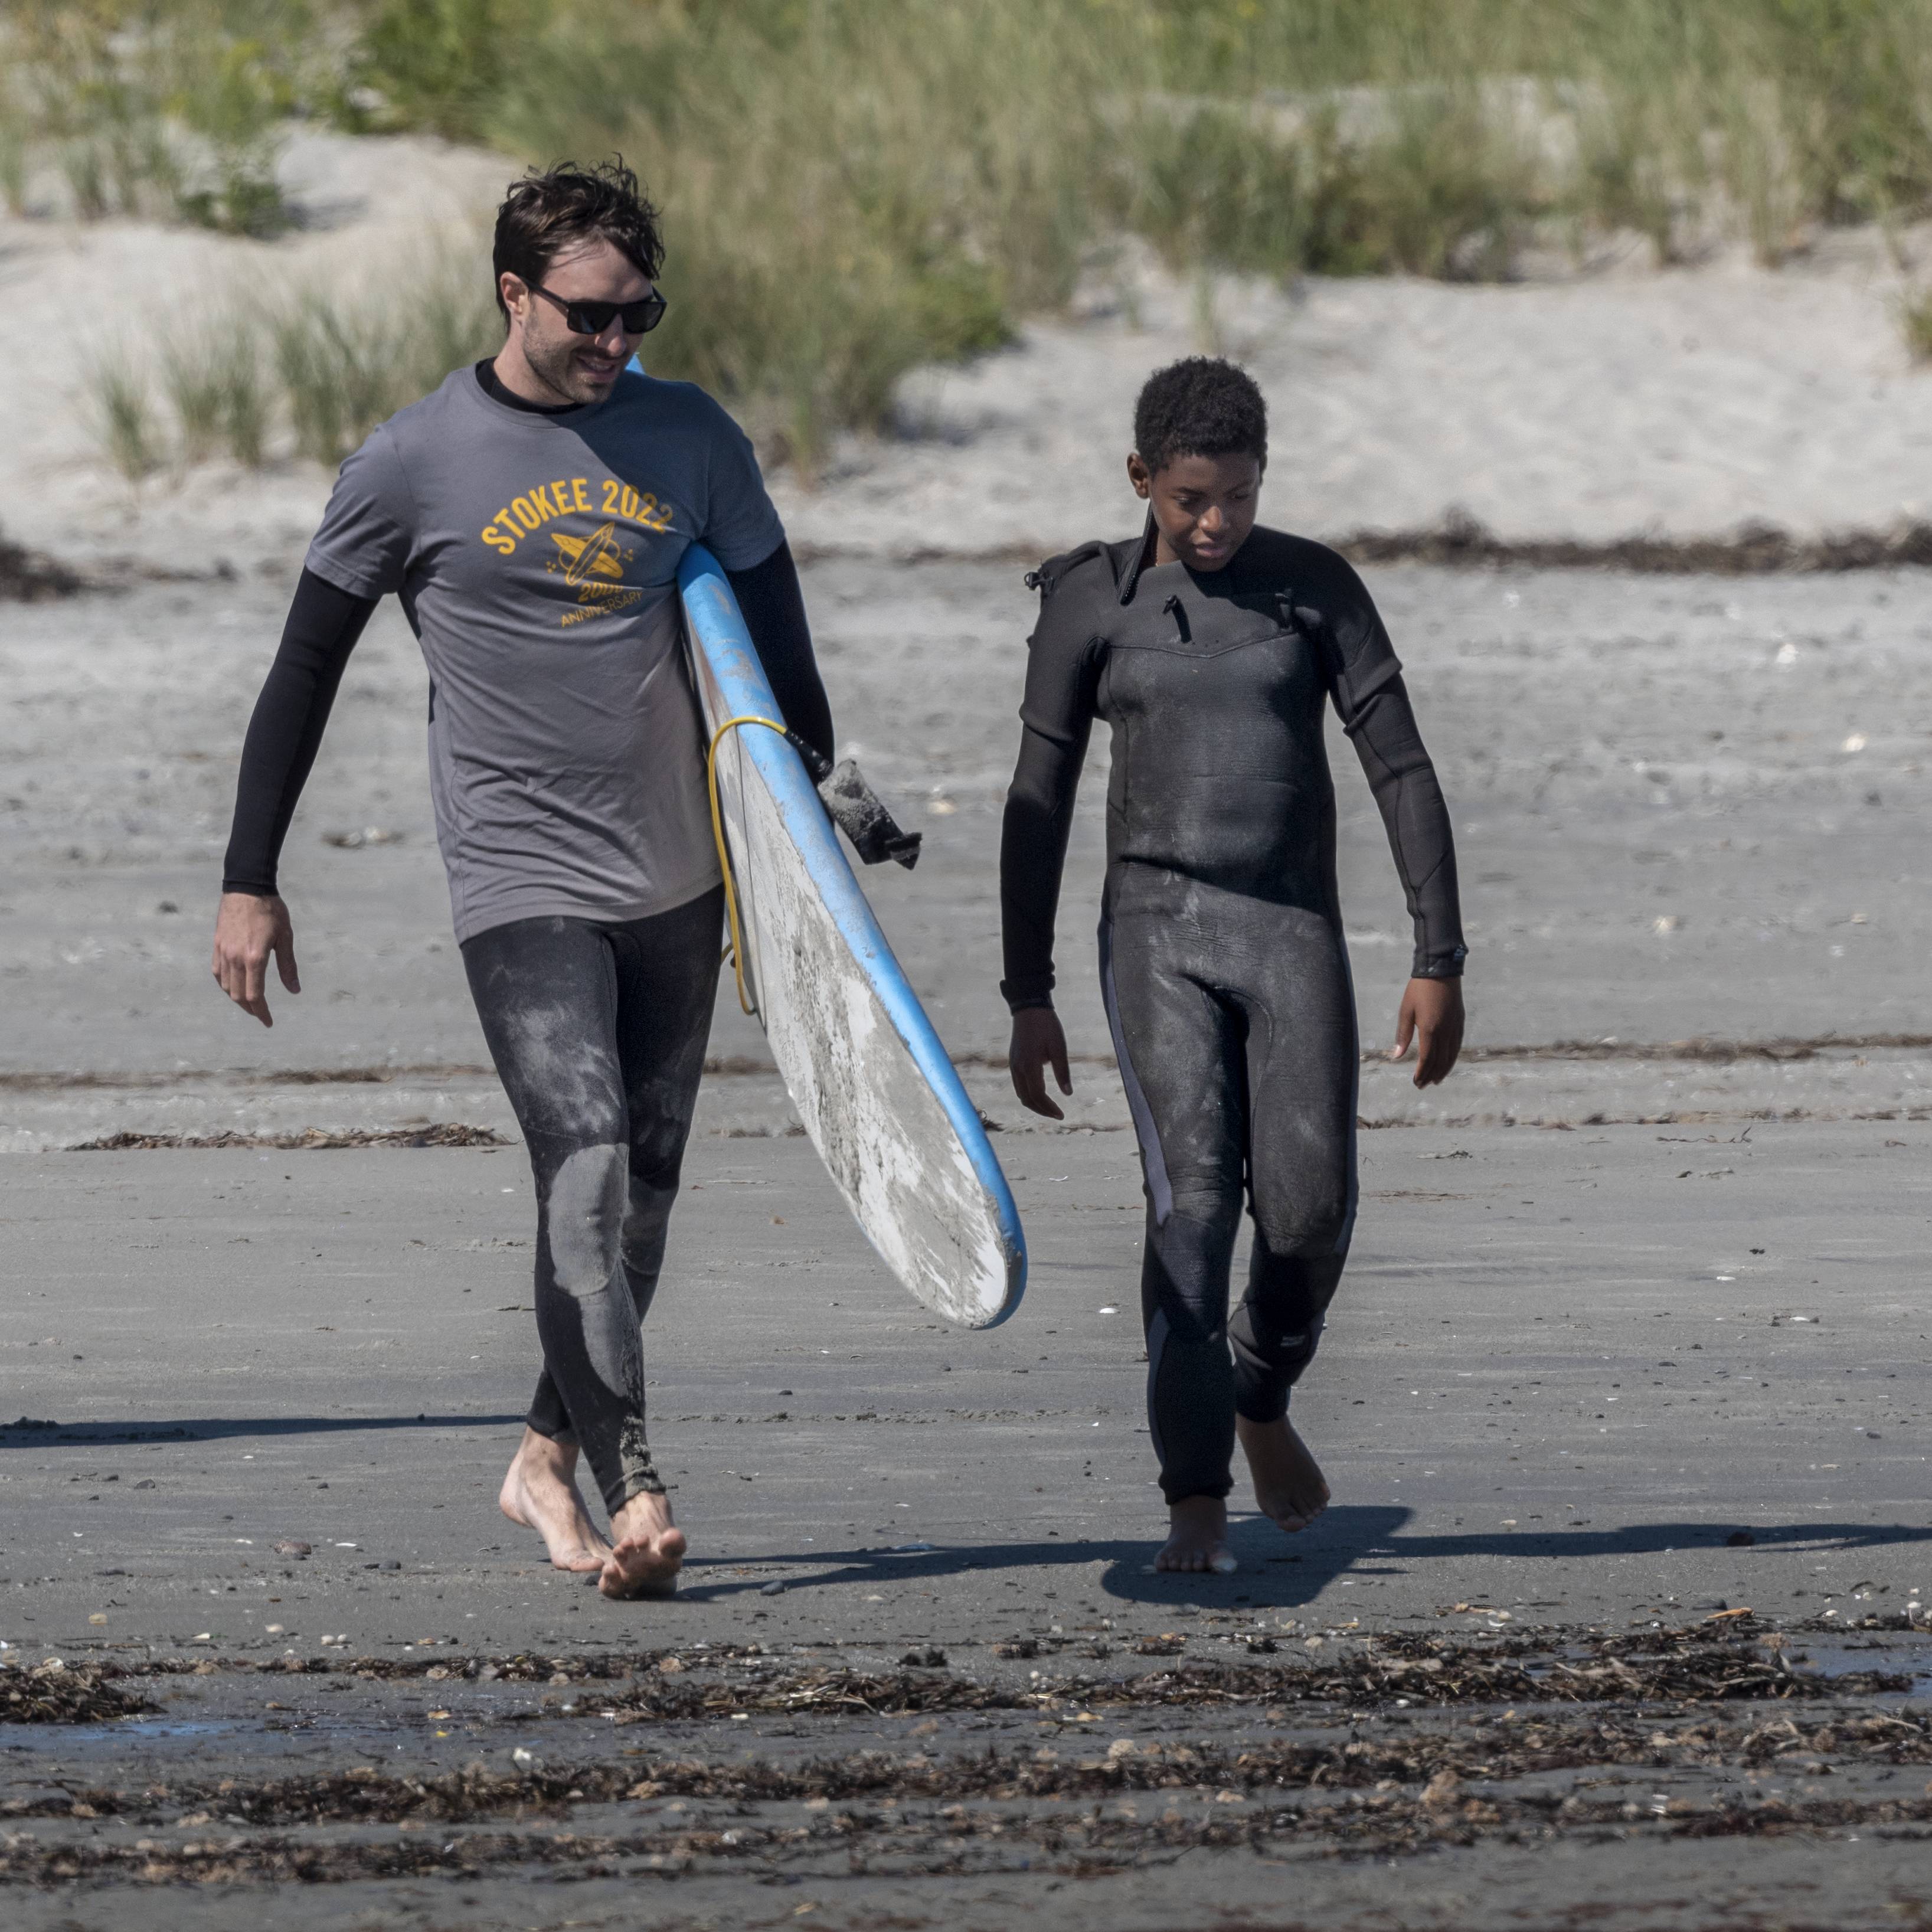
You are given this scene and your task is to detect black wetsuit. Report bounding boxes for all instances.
[1001,519,1464,1505]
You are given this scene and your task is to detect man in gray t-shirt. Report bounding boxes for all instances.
[306,348,781,942]
[213,161,834,1601]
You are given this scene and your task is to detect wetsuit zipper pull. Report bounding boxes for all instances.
[1163,593,1191,643]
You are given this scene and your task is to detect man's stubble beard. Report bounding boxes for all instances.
[525,328,603,406]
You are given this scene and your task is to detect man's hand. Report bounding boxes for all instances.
[1009,1005,1073,1119]
[213,891,300,1027]
[1390,976,1464,1088]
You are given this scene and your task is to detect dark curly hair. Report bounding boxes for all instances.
[492,158,665,320]
[1132,357,1267,475]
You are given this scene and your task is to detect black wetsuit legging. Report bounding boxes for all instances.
[1001,521,1464,1505]
[460,888,724,1515]
[1102,870,1357,1503]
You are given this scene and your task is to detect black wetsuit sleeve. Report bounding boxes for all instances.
[220,569,377,896]
[1318,582,1465,978]
[725,541,834,769]
[999,583,1103,1011]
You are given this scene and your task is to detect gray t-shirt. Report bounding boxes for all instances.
[305,366,785,943]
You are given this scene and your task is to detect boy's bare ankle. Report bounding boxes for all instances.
[1237,1413,1331,1533]
[1156,1495,1235,1574]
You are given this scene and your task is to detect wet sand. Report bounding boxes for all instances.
[3,554,1926,1127]
[3,554,1931,1926]
[2,1122,1928,1927]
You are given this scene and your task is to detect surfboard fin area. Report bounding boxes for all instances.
[815,757,923,869]
[678,544,1026,1329]
[777,729,923,871]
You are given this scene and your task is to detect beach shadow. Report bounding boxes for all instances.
[0,1414,527,1446]
[1374,1521,1932,1561]
[671,1510,1932,1609]
[671,1506,1412,1607]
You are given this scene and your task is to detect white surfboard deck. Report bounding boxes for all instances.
[678,544,1026,1329]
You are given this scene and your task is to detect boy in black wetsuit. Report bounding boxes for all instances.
[1001,359,1466,1574]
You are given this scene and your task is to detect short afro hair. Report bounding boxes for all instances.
[493,158,664,321]
[1132,357,1267,476]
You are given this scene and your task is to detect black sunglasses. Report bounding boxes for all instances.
[527,281,668,336]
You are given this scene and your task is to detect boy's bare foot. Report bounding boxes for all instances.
[1156,1495,1237,1573]
[499,1426,611,1574]
[600,1489,687,1600]
[1237,1413,1331,1532]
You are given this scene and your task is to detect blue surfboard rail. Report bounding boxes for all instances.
[678,542,1027,1322]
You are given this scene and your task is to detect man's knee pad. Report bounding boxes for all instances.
[542,1143,629,1297]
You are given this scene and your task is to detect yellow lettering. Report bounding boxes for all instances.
[571,476,591,514]
[560,578,643,625]
[511,496,540,532]
[527,484,557,521]
[480,523,515,554]
[601,478,620,513]
[619,486,641,521]
[551,479,572,516]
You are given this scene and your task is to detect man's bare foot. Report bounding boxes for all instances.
[1237,1413,1331,1532]
[499,1427,611,1574]
[600,1489,687,1600]
[1156,1495,1237,1574]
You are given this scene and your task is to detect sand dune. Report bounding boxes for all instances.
[6,135,1932,577]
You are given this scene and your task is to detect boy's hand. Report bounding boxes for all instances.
[1009,1006,1073,1119]
[1390,976,1463,1087]
[213,891,300,1027]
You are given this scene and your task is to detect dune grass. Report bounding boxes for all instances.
[0,63,34,217]
[83,354,166,482]
[160,318,272,464]
[273,256,502,461]
[1898,285,1932,362]
[85,249,502,475]
[45,2,1932,472]
[468,0,1108,463]
[1,1,314,234]
[431,0,1932,456]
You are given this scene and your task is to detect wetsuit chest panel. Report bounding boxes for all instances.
[1099,569,1337,903]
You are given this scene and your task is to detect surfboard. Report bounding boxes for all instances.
[678,543,1027,1329]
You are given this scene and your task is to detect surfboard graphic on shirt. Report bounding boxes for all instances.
[545,521,643,626]
[551,522,626,587]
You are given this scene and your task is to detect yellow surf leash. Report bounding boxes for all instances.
[705,713,791,1016]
